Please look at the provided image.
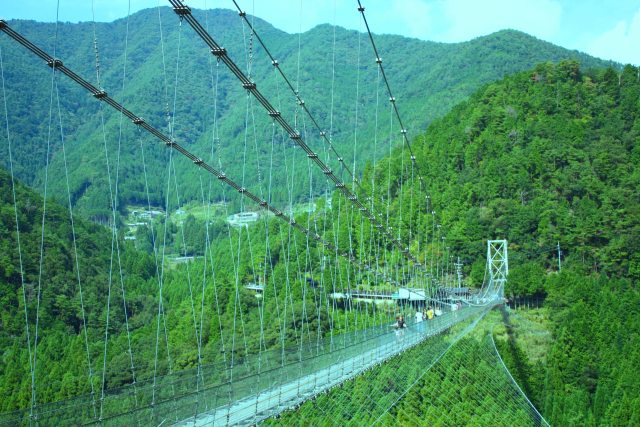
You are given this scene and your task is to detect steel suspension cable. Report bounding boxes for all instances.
[97,58,117,425]
[368,63,383,329]
[31,3,61,417]
[205,25,230,375]
[356,0,426,194]
[53,75,97,419]
[169,157,205,387]
[320,0,339,349]
[110,1,138,403]
[292,15,317,350]
[153,14,184,408]
[0,22,399,294]
[245,7,271,360]
[0,42,35,423]
[489,329,550,425]
[166,0,424,269]
[349,22,364,335]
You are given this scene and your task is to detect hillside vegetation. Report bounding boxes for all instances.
[378,61,640,287]
[1,8,639,424]
[357,61,640,425]
[0,167,399,415]
[1,8,615,219]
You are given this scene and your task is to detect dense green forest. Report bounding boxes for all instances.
[0,166,408,417]
[272,310,542,426]
[373,60,640,287]
[366,273,640,426]
[1,7,615,220]
[1,7,639,425]
[267,60,640,425]
[354,61,640,425]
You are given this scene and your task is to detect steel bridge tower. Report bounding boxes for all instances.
[487,240,508,298]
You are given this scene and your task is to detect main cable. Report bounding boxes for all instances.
[166,0,424,269]
[356,0,426,194]
[0,21,398,286]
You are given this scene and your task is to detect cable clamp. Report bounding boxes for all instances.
[211,47,227,57]
[93,90,108,100]
[242,81,256,90]
[47,58,63,69]
[358,6,365,12]
[132,117,144,125]
[389,96,396,103]
[268,110,281,118]
[193,158,204,165]
[173,5,191,16]
[376,57,382,64]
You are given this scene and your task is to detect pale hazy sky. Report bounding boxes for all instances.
[2,0,639,65]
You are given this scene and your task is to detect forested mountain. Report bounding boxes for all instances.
[1,7,616,219]
[0,166,392,414]
[3,59,638,424]
[0,169,155,409]
[1,7,639,425]
[362,61,639,425]
[383,61,640,287]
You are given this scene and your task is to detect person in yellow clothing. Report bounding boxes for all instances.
[426,306,435,320]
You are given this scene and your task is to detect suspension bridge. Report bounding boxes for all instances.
[0,1,547,425]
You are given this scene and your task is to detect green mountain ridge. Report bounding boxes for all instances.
[1,55,638,424]
[371,60,640,426]
[398,61,640,283]
[264,60,640,426]
[1,8,639,425]
[0,8,618,220]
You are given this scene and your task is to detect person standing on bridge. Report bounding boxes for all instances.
[426,306,435,320]
[415,310,423,323]
[394,315,407,329]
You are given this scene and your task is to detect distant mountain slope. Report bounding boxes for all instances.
[0,8,618,218]
[313,60,640,427]
[382,60,639,286]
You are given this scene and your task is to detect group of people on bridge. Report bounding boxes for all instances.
[394,301,464,330]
